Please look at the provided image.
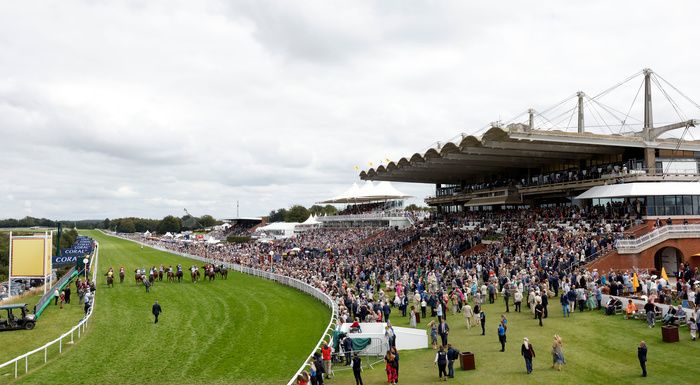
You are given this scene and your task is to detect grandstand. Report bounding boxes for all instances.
[360,69,700,273]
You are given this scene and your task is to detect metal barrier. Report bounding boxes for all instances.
[34,266,78,318]
[105,232,339,385]
[0,244,99,379]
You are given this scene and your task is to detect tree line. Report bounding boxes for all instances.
[268,204,338,223]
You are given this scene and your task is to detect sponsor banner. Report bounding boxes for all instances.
[53,255,78,266]
[61,248,91,256]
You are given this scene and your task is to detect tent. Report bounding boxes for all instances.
[319,181,412,204]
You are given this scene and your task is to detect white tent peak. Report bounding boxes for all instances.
[318,181,412,204]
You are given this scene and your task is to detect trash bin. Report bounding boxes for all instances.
[662,325,679,342]
[460,352,475,370]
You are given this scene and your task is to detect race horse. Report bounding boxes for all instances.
[134,269,143,285]
[106,275,114,288]
[218,265,228,280]
[148,269,156,285]
[119,269,125,284]
[191,267,200,283]
[176,269,183,283]
[158,265,164,282]
[205,265,216,282]
[167,270,175,283]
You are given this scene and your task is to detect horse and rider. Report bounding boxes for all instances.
[119,266,125,284]
[190,265,200,283]
[105,267,114,288]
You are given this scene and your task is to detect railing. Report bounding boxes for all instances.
[35,266,78,318]
[318,211,412,221]
[615,224,700,253]
[0,244,99,379]
[105,232,338,385]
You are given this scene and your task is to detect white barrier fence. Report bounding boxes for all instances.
[0,243,99,379]
[107,232,339,385]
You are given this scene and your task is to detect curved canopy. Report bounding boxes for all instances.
[319,181,412,204]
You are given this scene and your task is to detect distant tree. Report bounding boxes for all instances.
[405,204,420,211]
[198,215,218,228]
[323,205,338,215]
[158,215,182,234]
[308,205,324,216]
[285,205,310,222]
[102,218,111,229]
[116,218,136,233]
[268,208,287,223]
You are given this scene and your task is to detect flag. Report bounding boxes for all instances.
[385,158,391,163]
[353,165,360,171]
[632,272,639,291]
[661,267,669,282]
[368,162,373,167]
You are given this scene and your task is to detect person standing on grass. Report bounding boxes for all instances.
[521,337,535,374]
[498,323,507,352]
[514,290,523,312]
[644,299,656,328]
[462,302,473,329]
[351,353,363,385]
[54,288,60,305]
[152,300,162,324]
[446,344,458,378]
[434,345,448,381]
[438,318,449,346]
[384,351,397,385]
[409,305,417,328]
[321,341,332,379]
[638,341,647,377]
[535,300,544,327]
[64,286,71,304]
[390,346,400,382]
[479,308,486,335]
[59,291,65,309]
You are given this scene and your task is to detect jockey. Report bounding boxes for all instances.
[177,264,182,272]
[119,266,125,274]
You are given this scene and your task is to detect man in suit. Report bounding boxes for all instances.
[438,319,449,346]
[152,300,162,324]
[638,341,647,377]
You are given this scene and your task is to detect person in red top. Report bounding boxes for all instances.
[321,341,333,379]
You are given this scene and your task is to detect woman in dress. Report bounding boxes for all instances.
[551,334,565,371]
[384,351,398,385]
[409,306,417,328]
[428,320,438,349]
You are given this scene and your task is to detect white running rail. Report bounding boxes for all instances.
[615,224,700,254]
[0,243,99,379]
[105,232,339,385]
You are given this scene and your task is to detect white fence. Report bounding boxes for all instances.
[107,232,339,385]
[615,224,700,253]
[0,243,99,379]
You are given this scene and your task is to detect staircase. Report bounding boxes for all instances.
[615,224,700,254]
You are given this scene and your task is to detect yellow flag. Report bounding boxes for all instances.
[632,273,639,291]
[368,162,373,167]
[661,267,669,282]
[353,165,360,171]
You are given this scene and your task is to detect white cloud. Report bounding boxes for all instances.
[1,0,699,219]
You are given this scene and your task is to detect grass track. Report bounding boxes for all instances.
[2,230,329,385]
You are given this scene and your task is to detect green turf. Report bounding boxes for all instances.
[0,287,84,363]
[1,230,330,385]
[330,299,700,385]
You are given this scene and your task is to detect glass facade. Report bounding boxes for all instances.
[646,195,700,216]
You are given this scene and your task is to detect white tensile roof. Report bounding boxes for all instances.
[256,222,300,231]
[576,182,700,200]
[302,214,321,225]
[319,181,412,204]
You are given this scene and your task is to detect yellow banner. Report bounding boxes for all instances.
[11,237,48,277]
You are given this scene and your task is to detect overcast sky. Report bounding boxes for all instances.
[1,1,700,220]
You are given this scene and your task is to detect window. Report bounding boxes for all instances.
[683,195,693,216]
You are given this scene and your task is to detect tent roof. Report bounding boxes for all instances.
[319,181,412,204]
[256,222,299,231]
[302,214,321,225]
[575,182,700,200]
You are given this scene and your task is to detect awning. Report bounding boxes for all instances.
[575,182,700,200]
